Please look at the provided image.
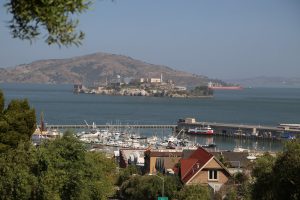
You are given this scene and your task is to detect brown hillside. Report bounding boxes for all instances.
[0,52,210,87]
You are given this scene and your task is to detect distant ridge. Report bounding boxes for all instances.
[0,52,213,87]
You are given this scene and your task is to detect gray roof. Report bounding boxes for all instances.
[211,151,251,168]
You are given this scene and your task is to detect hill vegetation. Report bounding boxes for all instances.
[0,52,213,88]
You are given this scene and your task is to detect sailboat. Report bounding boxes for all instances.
[233,129,249,152]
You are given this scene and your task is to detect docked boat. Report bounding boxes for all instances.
[247,153,257,160]
[233,129,246,136]
[187,126,214,135]
[281,132,296,140]
[233,147,250,152]
[201,143,217,148]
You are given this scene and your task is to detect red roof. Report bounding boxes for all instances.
[180,147,214,183]
[189,147,213,160]
[181,158,198,178]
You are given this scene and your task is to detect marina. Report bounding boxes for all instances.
[31,118,298,153]
[45,119,300,138]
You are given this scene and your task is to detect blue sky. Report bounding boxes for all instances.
[0,0,299,79]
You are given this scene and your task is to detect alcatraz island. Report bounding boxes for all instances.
[74,74,213,98]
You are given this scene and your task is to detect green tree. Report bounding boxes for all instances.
[35,133,117,200]
[251,152,276,200]
[0,142,37,200]
[0,93,117,199]
[34,134,86,199]
[84,151,117,199]
[272,140,300,200]
[175,184,210,200]
[4,0,93,46]
[0,98,36,149]
[233,172,249,185]
[119,175,142,200]
[0,132,117,200]
[117,165,141,186]
[224,187,237,200]
[0,90,4,113]
[163,175,182,198]
[120,174,181,200]
[251,140,300,200]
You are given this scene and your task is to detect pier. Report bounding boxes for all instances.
[178,121,300,133]
[177,121,300,141]
[46,124,177,130]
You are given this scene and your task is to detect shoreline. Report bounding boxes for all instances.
[76,92,214,99]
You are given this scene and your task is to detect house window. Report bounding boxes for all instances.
[208,170,218,180]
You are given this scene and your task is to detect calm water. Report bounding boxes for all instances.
[1,83,299,151]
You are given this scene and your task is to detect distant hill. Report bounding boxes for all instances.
[0,52,214,87]
[226,76,300,88]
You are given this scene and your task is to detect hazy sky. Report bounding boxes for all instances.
[0,0,299,79]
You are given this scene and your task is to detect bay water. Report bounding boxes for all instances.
[1,83,299,151]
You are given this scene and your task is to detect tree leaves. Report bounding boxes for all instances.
[251,140,300,200]
[34,134,117,200]
[176,184,210,200]
[0,94,36,149]
[0,134,117,200]
[5,0,93,46]
[119,174,183,200]
[0,142,38,200]
[0,91,117,199]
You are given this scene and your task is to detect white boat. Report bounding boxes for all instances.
[247,153,257,160]
[147,135,159,145]
[79,129,101,138]
[233,147,250,152]
[79,122,105,138]
[201,143,217,148]
[233,129,246,136]
[47,129,61,138]
[187,126,214,135]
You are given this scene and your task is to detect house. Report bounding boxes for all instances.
[211,151,253,175]
[119,149,146,169]
[144,149,183,174]
[137,75,163,84]
[149,78,161,83]
[180,147,231,192]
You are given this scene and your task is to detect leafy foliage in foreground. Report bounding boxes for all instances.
[0,90,36,150]
[0,142,37,200]
[119,173,211,200]
[117,165,142,186]
[4,0,93,46]
[176,184,211,200]
[251,139,300,200]
[0,91,117,199]
[120,174,182,200]
[0,134,117,200]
